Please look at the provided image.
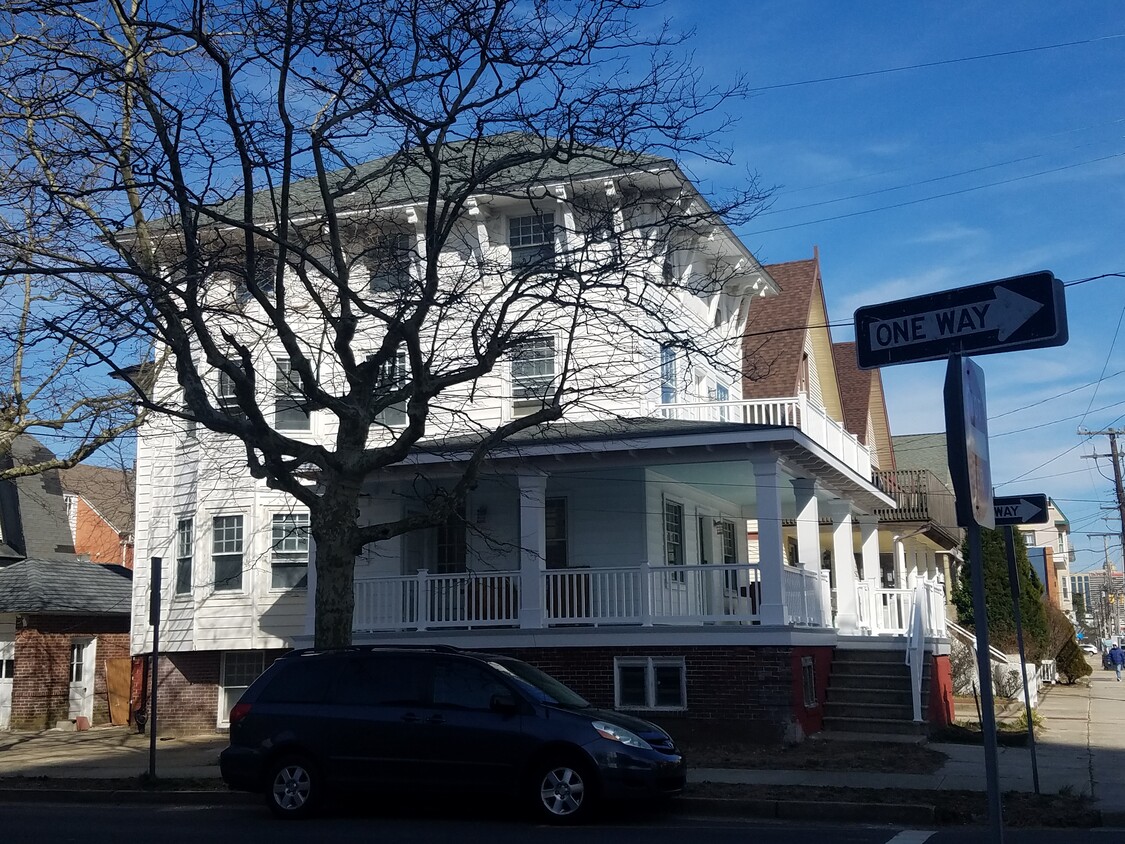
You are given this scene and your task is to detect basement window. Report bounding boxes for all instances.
[614,657,686,711]
[801,656,817,708]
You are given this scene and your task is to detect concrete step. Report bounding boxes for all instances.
[828,672,922,692]
[826,687,916,706]
[824,701,916,721]
[829,660,928,678]
[831,649,909,664]
[822,716,928,736]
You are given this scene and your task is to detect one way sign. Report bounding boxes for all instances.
[854,271,1067,368]
[992,494,1049,526]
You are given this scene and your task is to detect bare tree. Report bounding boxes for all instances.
[0,0,766,647]
[0,202,143,479]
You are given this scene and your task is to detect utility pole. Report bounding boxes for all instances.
[1080,428,1125,643]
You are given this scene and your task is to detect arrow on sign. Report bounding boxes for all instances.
[994,498,1042,523]
[992,493,1049,526]
[868,286,1044,353]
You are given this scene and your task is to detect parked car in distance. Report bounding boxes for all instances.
[1081,643,1099,654]
[219,645,686,822]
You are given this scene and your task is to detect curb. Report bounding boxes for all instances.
[0,788,256,806]
[672,796,936,825]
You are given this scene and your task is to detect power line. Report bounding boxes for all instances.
[748,34,1125,93]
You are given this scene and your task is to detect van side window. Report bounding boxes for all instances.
[257,658,340,704]
[433,660,511,711]
[333,656,428,706]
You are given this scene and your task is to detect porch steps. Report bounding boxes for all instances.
[821,648,930,737]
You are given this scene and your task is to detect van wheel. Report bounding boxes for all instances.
[266,755,318,819]
[531,756,596,824]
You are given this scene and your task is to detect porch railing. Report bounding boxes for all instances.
[853,577,948,637]
[653,394,870,477]
[354,562,829,632]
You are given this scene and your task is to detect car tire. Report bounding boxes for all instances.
[266,755,318,820]
[530,755,597,824]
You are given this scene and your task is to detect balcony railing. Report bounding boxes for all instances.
[871,468,958,533]
[654,394,871,477]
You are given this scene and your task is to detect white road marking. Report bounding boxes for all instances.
[885,832,936,844]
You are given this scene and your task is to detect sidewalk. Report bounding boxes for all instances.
[0,663,1121,822]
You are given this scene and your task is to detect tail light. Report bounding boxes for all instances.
[229,702,252,726]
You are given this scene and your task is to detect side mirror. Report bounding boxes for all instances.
[489,692,520,716]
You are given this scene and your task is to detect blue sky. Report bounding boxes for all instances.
[669,2,1125,572]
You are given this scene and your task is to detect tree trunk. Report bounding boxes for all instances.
[312,479,362,648]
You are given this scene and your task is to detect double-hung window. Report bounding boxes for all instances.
[659,344,676,404]
[373,349,409,427]
[511,335,556,402]
[271,513,310,589]
[175,518,193,596]
[235,250,276,302]
[664,498,685,582]
[212,515,244,591]
[275,359,311,430]
[714,382,729,422]
[509,213,555,269]
[217,365,245,420]
[369,232,414,292]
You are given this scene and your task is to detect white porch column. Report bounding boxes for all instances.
[752,454,787,626]
[828,501,860,633]
[893,535,908,587]
[925,548,938,580]
[518,471,548,629]
[791,478,822,576]
[907,547,920,590]
[858,514,880,630]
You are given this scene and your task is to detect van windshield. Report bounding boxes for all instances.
[488,659,590,708]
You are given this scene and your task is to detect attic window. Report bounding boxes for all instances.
[235,250,276,302]
[368,232,414,292]
[509,213,555,269]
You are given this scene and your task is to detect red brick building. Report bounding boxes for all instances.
[0,437,132,731]
[61,465,135,569]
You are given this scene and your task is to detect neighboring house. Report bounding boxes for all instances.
[131,141,951,739]
[0,436,132,730]
[1019,498,1074,619]
[60,465,136,569]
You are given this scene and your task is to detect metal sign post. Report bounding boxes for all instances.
[149,556,161,781]
[945,355,1004,842]
[1003,526,1041,795]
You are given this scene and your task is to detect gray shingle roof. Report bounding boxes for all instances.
[206,133,673,224]
[0,435,77,562]
[0,557,131,615]
[892,433,953,488]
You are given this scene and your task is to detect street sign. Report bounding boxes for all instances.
[992,494,1050,526]
[945,356,994,528]
[854,271,1067,369]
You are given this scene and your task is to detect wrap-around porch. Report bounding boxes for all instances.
[325,421,948,642]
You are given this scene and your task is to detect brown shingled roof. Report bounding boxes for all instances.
[59,464,135,535]
[833,342,871,440]
[743,258,819,398]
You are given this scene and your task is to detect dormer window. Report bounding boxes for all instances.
[509,213,555,269]
[368,232,414,292]
[235,250,276,303]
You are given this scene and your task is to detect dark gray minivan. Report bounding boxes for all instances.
[219,646,686,822]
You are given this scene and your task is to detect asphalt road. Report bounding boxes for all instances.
[6,801,1125,844]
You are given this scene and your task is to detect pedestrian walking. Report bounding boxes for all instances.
[1109,644,1125,681]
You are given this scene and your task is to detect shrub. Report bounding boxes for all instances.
[1056,638,1092,684]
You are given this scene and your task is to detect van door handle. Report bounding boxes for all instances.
[401,713,420,723]
[426,715,445,725]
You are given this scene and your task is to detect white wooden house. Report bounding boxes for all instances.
[131,140,952,738]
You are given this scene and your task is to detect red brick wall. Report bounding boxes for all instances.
[493,644,797,743]
[74,498,133,568]
[928,653,955,728]
[140,649,289,735]
[9,615,129,731]
[790,646,833,736]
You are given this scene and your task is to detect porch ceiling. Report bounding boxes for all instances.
[384,419,894,516]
